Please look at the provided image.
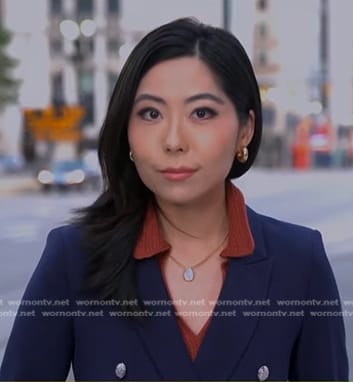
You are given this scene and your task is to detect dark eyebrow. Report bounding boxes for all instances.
[185,93,225,105]
[134,92,225,106]
[134,94,166,105]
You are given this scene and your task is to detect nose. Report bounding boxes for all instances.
[163,117,189,153]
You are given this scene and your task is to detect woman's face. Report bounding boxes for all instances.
[128,56,254,206]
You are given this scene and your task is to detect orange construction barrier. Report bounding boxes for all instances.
[292,117,312,169]
[292,143,311,169]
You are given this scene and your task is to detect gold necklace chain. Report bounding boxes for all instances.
[168,232,229,282]
[156,204,203,239]
[156,202,228,240]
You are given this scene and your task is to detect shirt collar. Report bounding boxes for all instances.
[134,181,255,260]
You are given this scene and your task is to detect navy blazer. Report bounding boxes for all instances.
[0,207,349,381]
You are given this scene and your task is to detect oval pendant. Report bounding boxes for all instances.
[183,267,194,281]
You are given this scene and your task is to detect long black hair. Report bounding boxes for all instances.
[74,18,262,313]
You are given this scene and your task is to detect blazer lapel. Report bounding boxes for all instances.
[193,207,273,380]
[134,256,199,380]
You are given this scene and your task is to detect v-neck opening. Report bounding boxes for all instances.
[156,254,230,362]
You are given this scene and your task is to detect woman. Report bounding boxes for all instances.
[0,18,348,381]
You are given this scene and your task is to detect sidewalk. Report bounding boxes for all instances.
[0,173,39,197]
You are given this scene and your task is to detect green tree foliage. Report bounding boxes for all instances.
[0,23,19,110]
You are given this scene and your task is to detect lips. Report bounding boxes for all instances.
[160,167,197,174]
[160,167,197,181]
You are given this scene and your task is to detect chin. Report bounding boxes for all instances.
[154,183,214,207]
[156,189,195,206]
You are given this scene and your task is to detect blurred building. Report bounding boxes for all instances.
[47,0,122,143]
[251,0,279,88]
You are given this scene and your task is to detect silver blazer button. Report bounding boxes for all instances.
[257,365,270,381]
[115,362,127,379]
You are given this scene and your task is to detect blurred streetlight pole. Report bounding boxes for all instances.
[320,0,329,113]
[223,0,231,31]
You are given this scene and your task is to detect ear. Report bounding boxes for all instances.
[238,110,255,148]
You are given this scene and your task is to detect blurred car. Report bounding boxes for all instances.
[0,154,24,174]
[37,159,101,191]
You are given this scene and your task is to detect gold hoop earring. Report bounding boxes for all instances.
[129,151,134,162]
[236,147,248,163]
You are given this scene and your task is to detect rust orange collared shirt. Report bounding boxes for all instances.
[134,180,255,361]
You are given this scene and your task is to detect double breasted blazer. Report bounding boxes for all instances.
[0,207,349,380]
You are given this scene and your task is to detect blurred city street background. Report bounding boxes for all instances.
[0,0,353,378]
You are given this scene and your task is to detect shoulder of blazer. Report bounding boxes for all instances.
[48,223,84,250]
[49,223,83,244]
[246,205,317,241]
[43,224,86,289]
[245,205,324,267]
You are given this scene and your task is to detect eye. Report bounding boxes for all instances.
[192,107,218,120]
[137,108,161,121]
